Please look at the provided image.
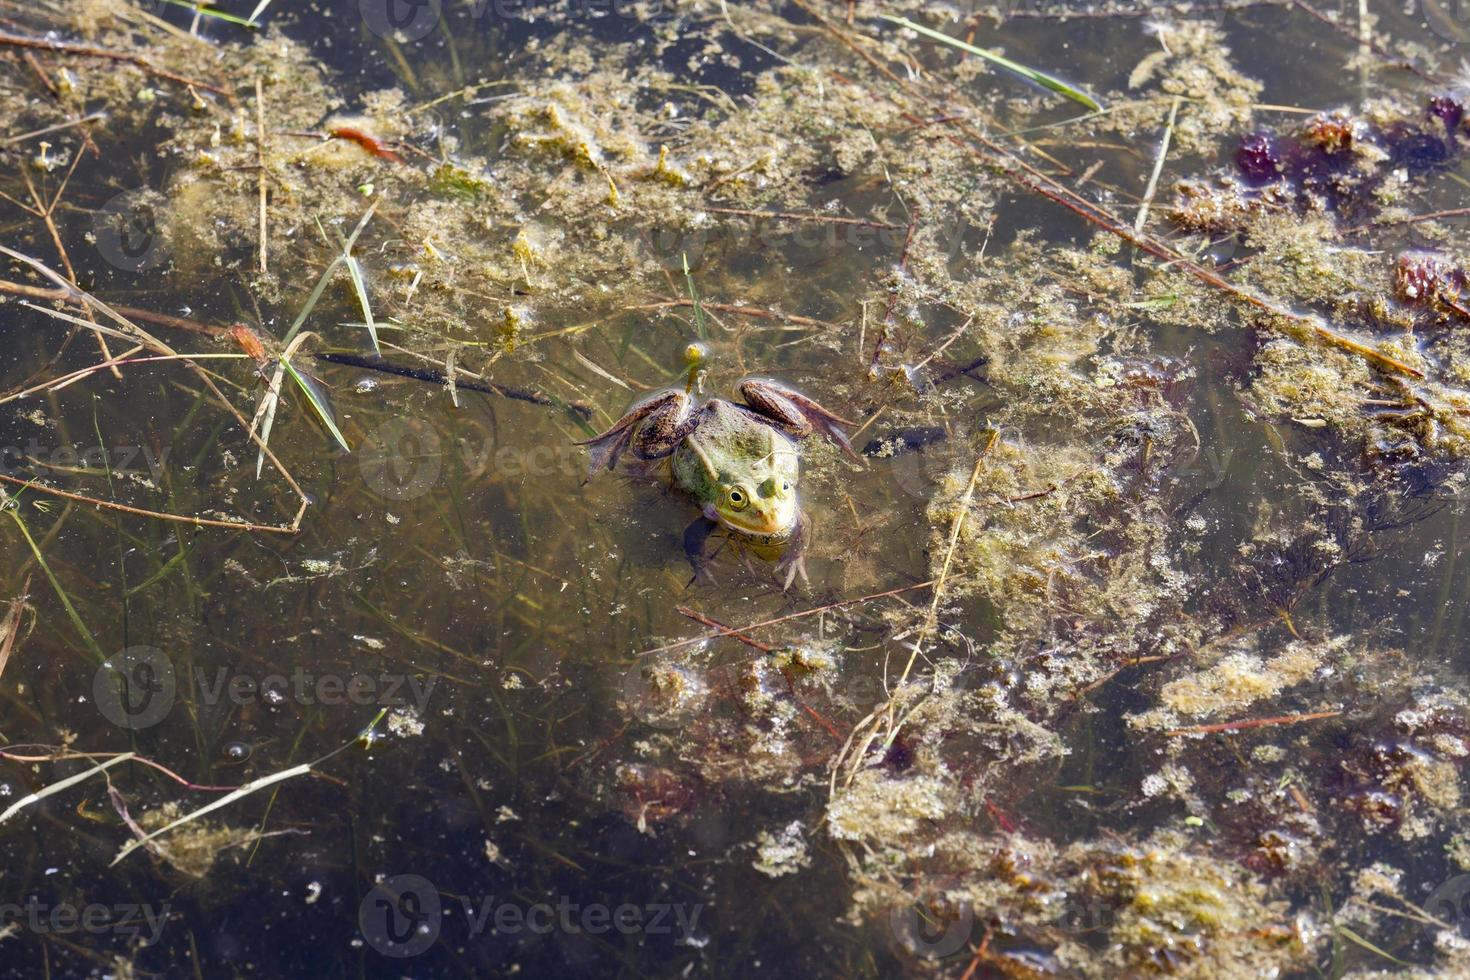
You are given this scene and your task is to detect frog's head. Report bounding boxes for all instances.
[712,473,798,539]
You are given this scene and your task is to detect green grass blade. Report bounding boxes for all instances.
[157,0,260,27]
[880,15,1102,112]
[111,763,314,866]
[283,359,351,453]
[0,754,135,825]
[246,0,276,26]
[282,255,343,347]
[252,360,287,478]
[344,254,381,356]
[5,505,105,662]
[683,252,706,341]
[1336,925,1410,967]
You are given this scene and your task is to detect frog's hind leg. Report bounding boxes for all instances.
[738,380,861,461]
[630,394,704,461]
[574,390,694,478]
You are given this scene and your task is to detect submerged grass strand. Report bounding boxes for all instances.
[110,763,313,866]
[0,574,29,681]
[0,754,135,825]
[283,358,350,453]
[157,0,260,27]
[5,504,105,663]
[879,15,1102,112]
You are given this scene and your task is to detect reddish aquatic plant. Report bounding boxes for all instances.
[1394,251,1465,307]
[1302,111,1363,155]
[1235,132,1281,183]
[1427,95,1464,131]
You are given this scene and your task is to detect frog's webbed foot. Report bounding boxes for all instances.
[682,514,721,587]
[738,380,862,462]
[774,510,811,591]
[574,390,697,479]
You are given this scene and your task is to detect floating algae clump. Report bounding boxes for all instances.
[16,0,1470,976]
[1080,830,1304,976]
[1129,635,1349,732]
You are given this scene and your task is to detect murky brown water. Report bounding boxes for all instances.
[6,1,1470,976]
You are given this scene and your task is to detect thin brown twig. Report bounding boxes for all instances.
[626,299,839,329]
[869,205,919,377]
[1165,710,1341,737]
[0,574,31,681]
[255,76,269,276]
[1,246,311,531]
[1345,206,1470,234]
[635,579,936,658]
[22,165,118,377]
[676,606,774,651]
[1287,0,1439,83]
[0,746,238,792]
[0,30,233,98]
[0,278,228,337]
[0,472,298,533]
[0,112,107,146]
[703,205,903,229]
[845,431,996,780]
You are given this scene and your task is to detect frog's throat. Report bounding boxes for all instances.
[703,501,793,543]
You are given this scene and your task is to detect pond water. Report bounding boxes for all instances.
[5,0,1470,976]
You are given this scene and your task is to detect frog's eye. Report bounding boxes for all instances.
[726,487,748,510]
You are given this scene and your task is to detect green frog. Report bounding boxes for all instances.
[577,373,859,584]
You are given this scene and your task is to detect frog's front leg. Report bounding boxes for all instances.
[681,514,721,585]
[574,390,698,477]
[774,509,810,590]
[738,380,861,461]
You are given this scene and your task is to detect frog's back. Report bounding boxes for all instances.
[672,400,797,502]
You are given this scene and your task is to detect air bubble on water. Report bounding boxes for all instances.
[354,377,380,394]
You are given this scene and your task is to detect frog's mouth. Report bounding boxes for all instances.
[719,512,793,539]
